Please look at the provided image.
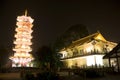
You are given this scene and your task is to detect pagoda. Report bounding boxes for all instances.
[10,11,34,67]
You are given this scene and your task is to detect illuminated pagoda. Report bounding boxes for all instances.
[10,11,34,67]
[60,31,117,68]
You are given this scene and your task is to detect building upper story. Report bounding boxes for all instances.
[60,31,117,59]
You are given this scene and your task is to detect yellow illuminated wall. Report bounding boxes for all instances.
[60,32,117,68]
[62,55,104,68]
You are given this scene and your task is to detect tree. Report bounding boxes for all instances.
[34,46,62,71]
[0,45,9,68]
[54,24,89,51]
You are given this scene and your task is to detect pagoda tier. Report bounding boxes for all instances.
[10,11,34,67]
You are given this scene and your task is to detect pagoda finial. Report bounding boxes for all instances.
[25,10,27,16]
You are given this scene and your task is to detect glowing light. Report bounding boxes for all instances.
[95,55,103,65]
[60,51,68,58]
[85,45,94,53]
[86,56,95,66]
[84,43,96,53]
[10,11,34,67]
[86,55,104,66]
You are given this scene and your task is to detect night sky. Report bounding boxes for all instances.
[0,0,120,53]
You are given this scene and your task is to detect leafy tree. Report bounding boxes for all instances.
[51,50,63,71]
[0,45,9,68]
[34,46,62,71]
[54,24,89,51]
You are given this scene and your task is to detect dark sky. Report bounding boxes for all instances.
[0,0,120,52]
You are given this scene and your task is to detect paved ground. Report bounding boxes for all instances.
[0,73,21,80]
[60,74,120,80]
[86,74,120,80]
[0,72,120,80]
[61,73,120,80]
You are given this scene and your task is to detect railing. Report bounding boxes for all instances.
[61,51,105,60]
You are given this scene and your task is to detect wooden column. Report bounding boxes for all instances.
[108,57,111,67]
[115,52,119,72]
[116,56,119,72]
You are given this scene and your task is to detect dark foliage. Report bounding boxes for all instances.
[33,46,63,70]
[36,71,59,80]
[74,69,104,78]
[54,24,89,51]
[25,73,35,80]
[35,46,53,62]
[33,46,52,69]
[85,69,101,78]
[0,45,9,68]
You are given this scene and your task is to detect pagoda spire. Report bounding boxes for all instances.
[25,10,28,16]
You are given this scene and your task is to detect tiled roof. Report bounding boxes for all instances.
[66,31,106,48]
[103,42,120,59]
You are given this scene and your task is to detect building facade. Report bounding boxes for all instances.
[60,31,117,68]
[103,43,120,72]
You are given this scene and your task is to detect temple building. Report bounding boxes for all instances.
[103,43,120,72]
[59,31,117,68]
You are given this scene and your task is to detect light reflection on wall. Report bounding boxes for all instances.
[86,55,104,66]
[60,51,67,58]
[86,56,95,66]
[59,32,117,68]
[62,55,104,68]
[84,43,94,53]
